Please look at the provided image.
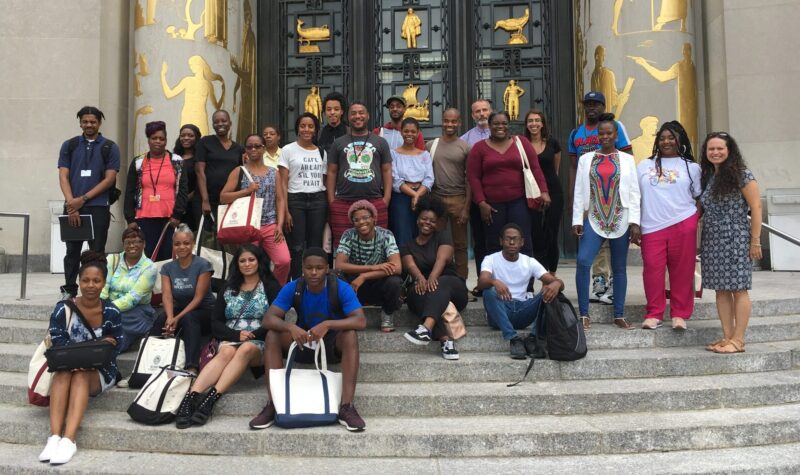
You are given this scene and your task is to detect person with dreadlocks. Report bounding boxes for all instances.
[635,120,701,330]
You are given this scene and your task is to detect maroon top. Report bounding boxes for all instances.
[467,136,548,204]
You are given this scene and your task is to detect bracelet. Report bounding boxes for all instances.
[750,243,762,247]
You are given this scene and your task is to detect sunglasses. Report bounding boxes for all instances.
[245,144,264,150]
[706,132,729,139]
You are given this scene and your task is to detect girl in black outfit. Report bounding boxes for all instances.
[524,109,563,272]
[173,124,202,232]
[401,196,468,360]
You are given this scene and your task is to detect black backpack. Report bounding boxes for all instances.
[67,136,121,205]
[292,273,343,327]
[540,293,587,361]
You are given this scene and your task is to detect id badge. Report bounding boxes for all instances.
[149,194,161,202]
[80,170,92,177]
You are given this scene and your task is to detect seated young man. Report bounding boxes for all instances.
[478,223,564,360]
[250,247,368,432]
[335,200,404,333]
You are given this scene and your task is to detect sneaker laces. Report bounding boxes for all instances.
[177,392,194,415]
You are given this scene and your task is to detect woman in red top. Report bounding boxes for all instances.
[467,111,549,256]
[124,121,189,262]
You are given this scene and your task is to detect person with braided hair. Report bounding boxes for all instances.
[634,121,701,330]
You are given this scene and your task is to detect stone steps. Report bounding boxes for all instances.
[4,402,800,458]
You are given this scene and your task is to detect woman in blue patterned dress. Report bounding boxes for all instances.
[699,132,762,354]
[175,244,280,428]
[40,251,123,465]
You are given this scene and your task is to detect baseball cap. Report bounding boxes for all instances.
[583,91,606,105]
[385,95,406,107]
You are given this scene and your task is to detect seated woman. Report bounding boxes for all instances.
[175,244,280,429]
[39,251,123,465]
[152,224,215,373]
[401,196,468,360]
[102,228,157,352]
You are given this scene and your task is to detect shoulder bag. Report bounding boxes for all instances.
[127,365,195,425]
[441,301,466,340]
[28,303,75,406]
[44,301,115,372]
[127,330,186,389]
[513,136,542,208]
[217,166,264,245]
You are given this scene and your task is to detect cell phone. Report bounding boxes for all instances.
[303,340,319,351]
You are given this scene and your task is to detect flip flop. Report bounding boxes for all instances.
[713,339,745,354]
[580,316,591,331]
[705,338,728,352]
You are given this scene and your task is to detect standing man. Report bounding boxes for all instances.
[374,96,425,151]
[428,108,471,280]
[58,106,121,299]
[327,102,393,247]
[568,92,632,304]
[318,92,348,155]
[460,99,492,295]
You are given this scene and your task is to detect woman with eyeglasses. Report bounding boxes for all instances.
[635,121,701,330]
[699,132,762,354]
[220,134,291,284]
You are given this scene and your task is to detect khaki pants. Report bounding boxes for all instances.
[434,193,470,279]
[592,242,610,279]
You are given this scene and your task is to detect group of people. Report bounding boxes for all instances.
[43,93,761,464]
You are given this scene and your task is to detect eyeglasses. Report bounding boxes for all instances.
[706,132,729,138]
[245,144,264,150]
[123,239,144,247]
[351,215,373,224]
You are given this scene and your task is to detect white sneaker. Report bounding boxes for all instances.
[38,435,61,462]
[49,437,77,465]
[590,275,606,302]
[599,278,614,305]
[116,378,129,388]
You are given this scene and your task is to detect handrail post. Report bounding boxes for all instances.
[19,214,29,300]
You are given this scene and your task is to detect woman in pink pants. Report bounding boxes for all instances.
[633,121,701,330]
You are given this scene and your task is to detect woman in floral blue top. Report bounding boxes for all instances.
[40,251,123,465]
[174,244,280,429]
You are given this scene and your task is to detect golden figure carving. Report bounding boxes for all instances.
[304,86,323,121]
[574,0,588,123]
[205,0,228,48]
[654,0,688,32]
[133,105,154,155]
[296,19,331,54]
[494,8,529,45]
[631,116,660,165]
[402,84,430,122]
[134,0,157,29]
[591,45,634,118]
[231,0,256,144]
[400,8,422,49]
[503,80,525,121]
[161,56,225,137]
[630,43,698,147]
[134,52,150,98]
[402,83,420,107]
[166,0,204,40]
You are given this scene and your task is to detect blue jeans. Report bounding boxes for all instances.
[483,287,542,340]
[389,192,418,247]
[575,219,629,317]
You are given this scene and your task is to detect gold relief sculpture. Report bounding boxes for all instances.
[591,45,634,118]
[231,0,256,144]
[133,105,154,155]
[503,80,525,121]
[166,0,204,40]
[134,0,157,29]
[204,0,228,48]
[574,0,588,123]
[402,84,430,122]
[630,43,698,147]
[297,19,331,54]
[161,56,225,137]
[304,86,323,121]
[611,0,624,36]
[134,52,150,97]
[400,8,422,49]
[654,0,688,32]
[402,83,419,107]
[494,8,529,45]
[631,116,659,165]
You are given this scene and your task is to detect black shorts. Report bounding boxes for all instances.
[285,331,342,365]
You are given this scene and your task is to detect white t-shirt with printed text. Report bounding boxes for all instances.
[637,157,701,234]
[278,141,327,193]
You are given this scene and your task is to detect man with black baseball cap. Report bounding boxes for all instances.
[373,95,425,150]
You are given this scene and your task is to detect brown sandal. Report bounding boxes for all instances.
[580,316,591,331]
[713,339,745,354]
[705,338,729,352]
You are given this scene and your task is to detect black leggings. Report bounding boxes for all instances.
[354,275,404,314]
[286,192,328,279]
[151,305,212,370]
[406,275,468,340]
[530,192,563,272]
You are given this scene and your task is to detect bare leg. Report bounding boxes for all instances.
[732,290,752,342]
[49,371,73,437]
[337,330,359,405]
[715,290,735,340]
[191,345,235,393]
[214,343,262,393]
[62,370,101,441]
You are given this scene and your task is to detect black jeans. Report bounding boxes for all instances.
[137,217,172,262]
[352,275,404,314]
[151,305,212,370]
[287,192,328,279]
[406,275,468,340]
[530,192,563,272]
[469,203,487,278]
[63,205,111,296]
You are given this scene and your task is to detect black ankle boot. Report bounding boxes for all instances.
[191,387,221,426]
[176,391,200,429]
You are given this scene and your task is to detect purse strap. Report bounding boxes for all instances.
[151,221,174,261]
[429,137,440,161]
[63,299,99,341]
[514,136,530,172]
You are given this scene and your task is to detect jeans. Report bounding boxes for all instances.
[575,219,630,317]
[63,205,111,296]
[119,304,157,352]
[137,217,172,262]
[389,192,418,248]
[151,305,213,370]
[483,287,542,340]
[485,197,533,256]
[287,191,328,279]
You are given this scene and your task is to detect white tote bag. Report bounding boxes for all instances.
[127,365,194,425]
[514,136,542,208]
[28,304,74,406]
[127,334,186,389]
[217,166,263,244]
[269,339,342,428]
[195,214,234,290]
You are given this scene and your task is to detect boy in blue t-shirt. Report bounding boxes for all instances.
[250,247,367,432]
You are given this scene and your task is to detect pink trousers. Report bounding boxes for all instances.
[254,223,291,285]
[640,213,699,320]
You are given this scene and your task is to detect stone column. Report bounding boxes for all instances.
[574,0,703,160]
[132,0,256,155]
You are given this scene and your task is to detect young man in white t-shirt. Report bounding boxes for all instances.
[478,223,565,359]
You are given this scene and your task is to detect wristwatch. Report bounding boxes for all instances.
[81,194,89,202]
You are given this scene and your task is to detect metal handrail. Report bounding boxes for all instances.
[0,212,29,300]
[757,219,800,248]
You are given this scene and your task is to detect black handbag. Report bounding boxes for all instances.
[45,301,115,372]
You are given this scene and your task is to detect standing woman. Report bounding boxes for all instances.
[699,132,762,354]
[523,109,563,272]
[195,110,244,229]
[279,113,328,279]
[572,113,640,330]
[467,111,550,257]
[220,134,291,285]
[39,251,122,465]
[390,117,434,247]
[262,124,281,170]
[636,121,701,330]
[124,121,188,262]
[173,124,202,232]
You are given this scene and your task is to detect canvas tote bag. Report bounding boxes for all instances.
[217,166,263,244]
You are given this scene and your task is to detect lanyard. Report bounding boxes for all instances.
[146,153,166,192]
[349,132,370,163]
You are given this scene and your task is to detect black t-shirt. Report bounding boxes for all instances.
[400,231,458,278]
[195,136,244,204]
[536,137,563,195]
[318,122,348,156]
[328,133,392,200]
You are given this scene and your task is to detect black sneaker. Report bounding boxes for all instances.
[191,387,221,426]
[404,325,432,345]
[510,336,527,360]
[441,340,459,360]
[249,401,276,430]
[176,391,199,429]
[523,334,547,359]
[338,403,366,432]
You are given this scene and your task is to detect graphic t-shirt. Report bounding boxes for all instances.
[329,133,392,200]
[481,252,547,301]
[160,255,215,309]
[568,121,632,161]
[278,142,327,193]
[637,157,701,234]
[336,227,399,266]
[272,277,362,330]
